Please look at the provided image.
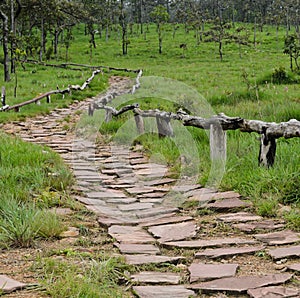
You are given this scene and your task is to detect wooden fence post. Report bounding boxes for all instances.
[46,95,51,103]
[88,103,94,116]
[134,114,144,135]
[210,124,227,163]
[105,109,113,123]
[258,128,276,167]
[156,116,174,137]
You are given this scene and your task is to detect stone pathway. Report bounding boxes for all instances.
[1,76,300,297]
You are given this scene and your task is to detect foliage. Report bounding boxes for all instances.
[283,35,300,71]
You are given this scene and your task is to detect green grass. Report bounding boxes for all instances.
[0,133,71,248]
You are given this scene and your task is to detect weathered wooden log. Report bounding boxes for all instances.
[1,86,6,105]
[156,115,174,137]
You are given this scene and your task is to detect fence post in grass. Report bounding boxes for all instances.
[1,86,6,106]
[46,95,51,103]
[156,115,174,137]
[258,127,276,167]
[105,109,113,123]
[134,113,144,135]
[210,124,227,165]
[88,103,94,116]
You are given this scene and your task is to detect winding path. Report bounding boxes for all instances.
[2,76,300,298]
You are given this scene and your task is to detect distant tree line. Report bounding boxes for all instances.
[0,0,300,81]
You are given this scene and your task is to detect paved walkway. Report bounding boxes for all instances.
[2,76,300,297]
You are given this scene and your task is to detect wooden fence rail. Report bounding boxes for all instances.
[91,102,300,168]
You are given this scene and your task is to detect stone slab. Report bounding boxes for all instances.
[137,192,167,199]
[132,285,195,298]
[162,237,257,249]
[255,230,300,245]
[87,191,127,199]
[148,221,197,243]
[144,178,176,186]
[200,197,252,210]
[171,185,201,193]
[217,212,262,223]
[118,203,153,211]
[195,245,265,259]
[188,273,293,293]
[136,207,179,219]
[233,220,285,233]
[125,187,156,195]
[188,263,238,282]
[125,254,185,265]
[0,275,27,293]
[287,263,300,272]
[267,245,300,259]
[106,197,137,204]
[98,216,138,228]
[188,190,240,202]
[75,197,106,206]
[114,243,160,255]
[247,286,299,298]
[139,216,194,228]
[108,225,155,244]
[131,272,181,284]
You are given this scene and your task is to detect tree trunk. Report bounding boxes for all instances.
[39,18,44,62]
[0,10,10,82]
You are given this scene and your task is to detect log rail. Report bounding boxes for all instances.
[92,102,300,167]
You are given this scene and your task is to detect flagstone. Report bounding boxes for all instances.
[233,220,285,233]
[255,230,300,245]
[106,197,137,204]
[136,207,179,219]
[148,221,197,243]
[188,273,293,293]
[87,191,127,199]
[125,254,185,265]
[108,225,155,244]
[132,285,195,298]
[118,203,154,211]
[0,275,27,294]
[247,286,299,298]
[125,187,156,195]
[114,243,160,255]
[267,245,300,259]
[195,245,265,259]
[98,216,138,228]
[200,197,252,210]
[139,215,194,227]
[131,272,181,285]
[162,237,257,249]
[188,263,238,282]
[143,178,176,186]
[287,263,300,272]
[217,212,262,223]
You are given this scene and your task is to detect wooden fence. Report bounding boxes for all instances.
[90,100,300,168]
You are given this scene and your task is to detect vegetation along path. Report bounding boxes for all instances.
[2,75,300,298]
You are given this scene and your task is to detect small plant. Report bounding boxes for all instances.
[284,210,300,231]
[271,66,288,84]
[255,198,278,218]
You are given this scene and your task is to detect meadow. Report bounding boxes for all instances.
[0,21,299,297]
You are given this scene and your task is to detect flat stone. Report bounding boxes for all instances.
[125,187,156,195]
[133,285,195,298]
[195,245,265,259]
[148,221,197,243]
[0,275,27,293]
[125,254,185,265]
[267,245,300,259]
[87,191,126,199]
[188,190,240,202]
[98,216,138,228]
[86,205,123,217]
[144,178,176,186]
[140,216,194,228]
[233,220,285,233]
[287,263,300,272]
[131,272,181,284]
[247,286,299,298]
[108,225,155,244]
[138,192,167,199]
[118,203,153,211]
[129,158,149,165]
[162,237,257,249]
[188,263,238,282]
[114,243,160,255]
[200,197,252,210]
[135,168,167,177]
[217,212,262,223]
[188,273,293,293]
[106,197,137,204]
[137,207,179,219]
[255,230,300,245]
[139,198,164,204]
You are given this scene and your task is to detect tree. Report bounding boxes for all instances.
[119,0,128,55]
[284,35,300,71]
[0,7,10,81]
[150,4,169,54]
